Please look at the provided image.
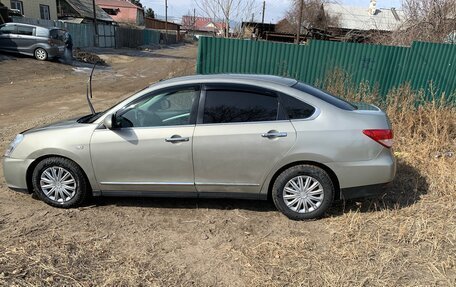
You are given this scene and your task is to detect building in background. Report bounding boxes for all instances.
[96,0,144,26]
[239,1,405,44]
[315,1,405,42]
[57,0,113,24]
[182,16,226,36]
[0,0,58,20]
[145,17,181,41]
[241,22,275,39]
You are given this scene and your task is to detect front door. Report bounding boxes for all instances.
[90,86,200,195]
[193,85,296,197]
[0,24,17,51]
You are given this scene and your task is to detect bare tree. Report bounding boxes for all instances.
[401,0,456,43]
[195,0,258,37]
[285,0,339,34]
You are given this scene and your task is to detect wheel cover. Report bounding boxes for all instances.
[40,166,77,203]
[283,175,324,213]
[36,49,46,60]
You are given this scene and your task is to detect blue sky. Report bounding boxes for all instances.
[142,0,403,23]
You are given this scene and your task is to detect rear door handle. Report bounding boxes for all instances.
[261,131,287,138]
[165,135,189,143]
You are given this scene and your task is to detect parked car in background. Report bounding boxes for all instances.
[2,74,396,220]
[0,23,65,60]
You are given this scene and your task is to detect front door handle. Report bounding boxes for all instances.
[165,135,189,143]
[261,131,287,138]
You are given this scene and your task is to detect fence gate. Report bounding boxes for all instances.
[97,24,115,48]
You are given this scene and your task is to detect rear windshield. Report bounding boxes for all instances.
[49,29,65,41]
[292,82,357,111]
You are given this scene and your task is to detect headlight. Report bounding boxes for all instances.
[4,134,24,157]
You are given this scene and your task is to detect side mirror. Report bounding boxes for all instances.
[103,113,116,129]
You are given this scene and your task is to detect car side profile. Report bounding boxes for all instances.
[0,23,65,60]
[2,74,396,220]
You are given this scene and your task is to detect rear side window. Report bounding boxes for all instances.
[203,90,279,124]
[280,94,316,119]
[35,27,49,37]
[293,82,356,111]
[16,25,34,36]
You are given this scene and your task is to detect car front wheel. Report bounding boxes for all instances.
[272,165,334,220]
[34,48,48,61]
[32,157,88,208]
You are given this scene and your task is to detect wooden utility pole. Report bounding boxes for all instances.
[92,0,98,47]
[295,0,303,44]
[193,8,196,35]
[165,0,168,44]
[261,1,265,25]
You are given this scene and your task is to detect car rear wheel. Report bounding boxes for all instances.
[34,48,48,61]
[32,157,88,208]
[272,165,334,220]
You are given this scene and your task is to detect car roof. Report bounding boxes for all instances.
[3,22,59,30]
[157,74,298,87]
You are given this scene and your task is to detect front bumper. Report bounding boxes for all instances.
[2,157,34,192]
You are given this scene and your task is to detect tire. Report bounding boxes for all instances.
[34,48,48,61]
[32,157,89,208]
[272,165,334,220]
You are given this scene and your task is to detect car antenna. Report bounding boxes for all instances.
[86,62,98,115]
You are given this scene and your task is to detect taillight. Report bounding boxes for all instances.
[363,129,393,148]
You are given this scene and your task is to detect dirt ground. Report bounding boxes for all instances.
[0,45,455,287]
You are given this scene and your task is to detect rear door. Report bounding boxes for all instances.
[49,28,65,52]
[193,84,296,198]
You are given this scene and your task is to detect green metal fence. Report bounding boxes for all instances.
[12,16,164,48]
[197,37,456,100]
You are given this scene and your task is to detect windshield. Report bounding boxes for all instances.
[77,86,151,124]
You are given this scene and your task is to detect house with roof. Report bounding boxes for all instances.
[182,16,226,36]
[96,0,144,26]
[0,0,58,20]
[236,1,405,44]
[57,0,113,24]
[315,0,405,42]
[241,22,275,39]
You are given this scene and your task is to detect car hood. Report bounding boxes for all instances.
[21,116,84,134]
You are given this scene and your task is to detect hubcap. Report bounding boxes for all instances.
[40,167,76,203]
[283,176,324,213]
[36,49,46,60]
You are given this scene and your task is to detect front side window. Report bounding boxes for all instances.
[10,0,23,14]
[40,4,50,20]
[116,87,199,128]
[0,24,16,34]
[203,89,279,124]
[16,25,34,36]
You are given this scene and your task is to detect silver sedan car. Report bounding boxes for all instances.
[2,74,396,220]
